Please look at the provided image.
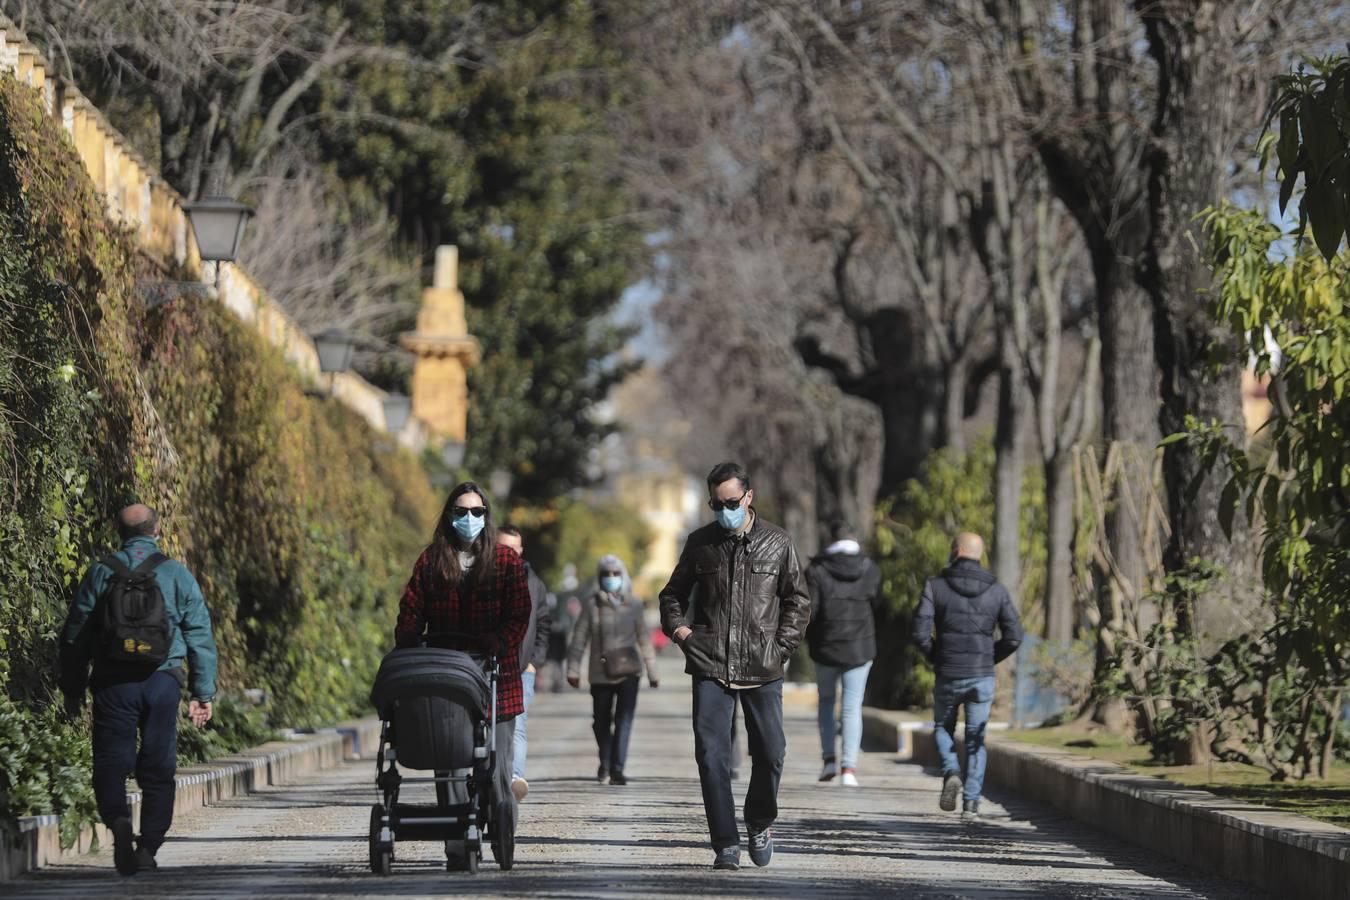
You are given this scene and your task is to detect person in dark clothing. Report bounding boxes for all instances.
[59,504,218,876]
[566,555,658,785]
[805,522,882,786]
[911,532,1023,822]
[659,462,811,872]
[498,525,553,802]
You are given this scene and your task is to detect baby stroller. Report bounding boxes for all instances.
[367,646,515,875]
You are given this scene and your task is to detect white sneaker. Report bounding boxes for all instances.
[511,776,528,801]
[840,770,859,787]
[818,760,838,782]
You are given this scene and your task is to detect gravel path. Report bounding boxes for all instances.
[11,656,1258,898]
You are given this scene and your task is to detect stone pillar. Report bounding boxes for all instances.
[400,246,481,441]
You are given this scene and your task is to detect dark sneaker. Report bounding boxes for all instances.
[609,770,628,786]
[134,846,158,870]
[712,846,741,870]
[110,818,138,876]
[596,765,608,783]
[940,773,962,812]
[748,827,773,867]
[961,799,981,823]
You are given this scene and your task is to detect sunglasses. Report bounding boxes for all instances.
[708,491,748,512]
[600,570,622,578]
[452,506,487,519]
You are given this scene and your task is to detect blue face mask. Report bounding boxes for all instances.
[452,513,485,542]
[601,575,623,594]
[716,504,747,531]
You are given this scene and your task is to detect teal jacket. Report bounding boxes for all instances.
[60,536,218,701]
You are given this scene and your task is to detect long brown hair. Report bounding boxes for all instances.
[428,481,497,595]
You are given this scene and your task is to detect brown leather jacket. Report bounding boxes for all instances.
[658,512,811,683]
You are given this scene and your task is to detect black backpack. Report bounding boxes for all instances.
[98,553,172,666]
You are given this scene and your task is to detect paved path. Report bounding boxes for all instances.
[12,656,1257,898]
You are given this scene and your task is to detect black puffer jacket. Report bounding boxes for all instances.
[911,558,1022,678]
[659,512,811,683]
[805,552,882,668]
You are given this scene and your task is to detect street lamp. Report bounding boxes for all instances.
[313,328,356,374]
[441,440,466,471]
[489,468,513,502]
[184,196,253,285]
[382,392,412,435]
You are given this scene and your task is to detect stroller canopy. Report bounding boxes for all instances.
[370,647,490,718]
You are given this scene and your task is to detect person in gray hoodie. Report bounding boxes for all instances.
[566,555,658,785]
[912,532,1022,822]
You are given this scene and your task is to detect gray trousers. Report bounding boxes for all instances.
[440,716,515,819]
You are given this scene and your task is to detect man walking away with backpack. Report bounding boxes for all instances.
[59,504,218,876]
[911,532,1022,823]
[805,522,882,786]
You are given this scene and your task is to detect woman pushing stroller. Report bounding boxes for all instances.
[394,481,533,814]
[566,555,658,785]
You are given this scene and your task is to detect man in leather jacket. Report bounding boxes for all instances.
[659,462,811,872]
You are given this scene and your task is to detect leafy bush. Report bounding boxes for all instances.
[0,694,97,849]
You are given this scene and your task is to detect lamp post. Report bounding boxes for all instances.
[184,196,253,286]
[382,392,412,435]
[312,328,356,396]
[489,468,513,503]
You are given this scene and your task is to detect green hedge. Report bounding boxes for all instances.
[0,74,437,842]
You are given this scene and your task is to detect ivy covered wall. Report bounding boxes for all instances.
[0,74,438,838]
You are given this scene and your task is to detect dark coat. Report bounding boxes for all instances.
[519,563,553,672]
[805,551,882,668]
[658,511,811,683]
[911,558,1023,679]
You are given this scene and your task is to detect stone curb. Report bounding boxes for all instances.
[863,708,1350,900]
[0,716,382,882]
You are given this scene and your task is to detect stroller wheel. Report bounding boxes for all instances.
[465,847,480,875]
[368,805,393,875]
[492,799,515,870]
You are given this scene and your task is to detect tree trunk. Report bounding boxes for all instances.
[1043,451,1076,642]
[992,338,1026,602]
[1137,1,1252,651]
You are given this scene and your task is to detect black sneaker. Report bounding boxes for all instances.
[134,845,158,870]
[961,799,981,823]
[596,765,609,783]
[940,773,962,812]
[110,818,138,876]
[609,770,628,786]
[748,827,773,867]
[713,845,741,870]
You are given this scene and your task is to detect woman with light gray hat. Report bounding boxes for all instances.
[566,554,658,785]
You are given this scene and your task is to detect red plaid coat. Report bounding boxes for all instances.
[395,543,532,719]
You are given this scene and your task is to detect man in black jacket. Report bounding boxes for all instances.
[912,532,1022,822]
[498,526,552,802]
[805,522,882,786]
[660,462,811,872]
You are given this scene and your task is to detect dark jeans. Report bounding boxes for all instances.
[91,670,180,850]
[692,677,785,851]
[591,676,639,773]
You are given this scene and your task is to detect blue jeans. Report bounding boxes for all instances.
[91,670,181,850]
[933,674,995,802]
[512,668,536,780]
[815,660,872,769]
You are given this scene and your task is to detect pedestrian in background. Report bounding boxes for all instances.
[59,504,218,877]
[911,531,1022,822]
[498,525,553,802]
[659,462,811,871]
[566,555,658,785]
[805,521,882,787]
